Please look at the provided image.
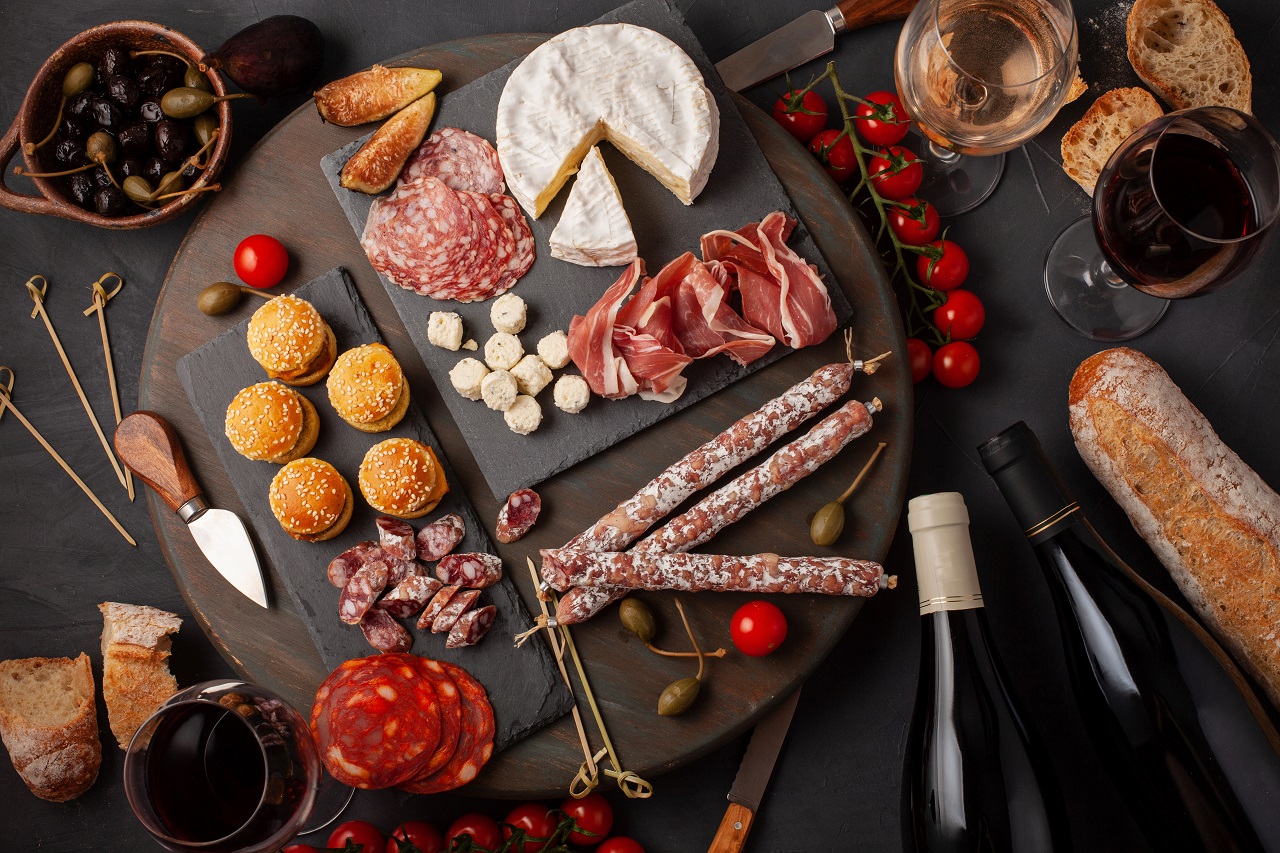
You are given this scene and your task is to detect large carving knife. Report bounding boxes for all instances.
[114,411,269,609]
[715,0,919,92]
[707,689,803,852]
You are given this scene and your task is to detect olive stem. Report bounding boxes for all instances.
[24,97,68,155]
[130,49,194,68]
[151,183,221,203]
[674,598,705,682]
[14,162,95,178]
[236,285,271,299]
[644,641,727,659]
[837,442,887,504]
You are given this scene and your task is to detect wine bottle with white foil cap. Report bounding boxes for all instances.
[979,421,1280,853]
[902,492,1070,852]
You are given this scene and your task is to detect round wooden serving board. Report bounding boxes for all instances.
[139,34,911,798]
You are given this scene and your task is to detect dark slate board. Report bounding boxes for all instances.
[320,0,854,499]
[175,267,571,751]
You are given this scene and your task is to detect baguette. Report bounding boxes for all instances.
[1060,88,1163,196]
[0,654,101,801]
[1126,0,1251,113]
[99,602,182,749]
[1069,348,1280,709]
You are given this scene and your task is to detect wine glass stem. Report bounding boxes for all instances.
[928,140,962,165]
[1093,258,1129,290]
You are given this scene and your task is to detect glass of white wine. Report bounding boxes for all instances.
[894,0,1078,216]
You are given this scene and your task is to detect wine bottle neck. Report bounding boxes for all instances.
[909,492,984,615]
[979,423,1082,545]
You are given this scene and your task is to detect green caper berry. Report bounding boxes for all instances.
[810,502,845,547]
[619,598,657,643]
[657,677,701,716]
[160,87,216,119]
[63,62,95,98]
[122,175,155,205]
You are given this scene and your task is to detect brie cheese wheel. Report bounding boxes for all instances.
[549,146,638,267]
[496,23,720,218]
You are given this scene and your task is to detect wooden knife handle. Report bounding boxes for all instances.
[707,802,756,853]
[114,411,202,513]
[835,0,920,31]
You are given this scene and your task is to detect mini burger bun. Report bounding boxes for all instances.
[246,295,336,386]
[358,438,449,519]
[327,343,409,432]
[268,458,353,541]
[224,382,320,463]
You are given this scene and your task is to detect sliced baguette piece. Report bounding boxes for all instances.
[1069,348,1280,710]
[98,602,182,749]
[0,654,101,801]
[1126,0,1251,113]
[1060,88,1163,196]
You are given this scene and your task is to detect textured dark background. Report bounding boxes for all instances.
[1,1,1277,851]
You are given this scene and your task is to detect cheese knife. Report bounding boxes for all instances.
[707,688,803,852]
[715,0,920,92]
[114,411,269,609]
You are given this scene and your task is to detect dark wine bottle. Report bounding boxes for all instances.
[979,422,1280,853]
[903,492,1070,853]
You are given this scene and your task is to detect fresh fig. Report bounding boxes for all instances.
[202,15,323,97]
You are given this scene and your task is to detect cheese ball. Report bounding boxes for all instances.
[484,332,524,371]
[537,330,571,370]
[326,343,409,433]
[553,374,591,414]
[246,295,337,386]
[450,357,489,401]
[481,370,519,412]
[224,382,320,463]
[511,354,553,397]
[268,458,353,542]
[427,312,464,351]
[504,394,543,435]
[358,437,448,519]
[490,293,527,334]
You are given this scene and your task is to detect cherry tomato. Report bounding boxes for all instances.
[808,129,857,184]
[933,341,981,388]
[731,600,788,657]
[867,146,922,200]
[233,233,289,289]
[561,792,614,846]
[771,89,828,143]
[446,813,503,851]
[854,91,910,146]
[888,199,940,246]
[933,290,985,339]
[598,838,646,853]
[328,820,385,853]
[917,240,969,291]
[282,846,319,853]
[906,337,933,384]
[387,821,444,853]
[503,802,558,853]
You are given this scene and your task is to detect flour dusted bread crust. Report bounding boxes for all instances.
[1069,348,1280,708]
[99,603,182,749]
[1126,0,1251,112]
[0,654,100,801]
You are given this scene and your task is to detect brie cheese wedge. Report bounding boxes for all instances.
[549,145,638,267]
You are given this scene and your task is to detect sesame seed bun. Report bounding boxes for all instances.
[358,438,449,519]
[278,325,338,388]
[268,458,353,541]
[247,296,335,384]
[224,382,320,463]
[327,343,408,431]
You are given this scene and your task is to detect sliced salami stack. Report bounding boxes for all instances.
[360,128,536,303]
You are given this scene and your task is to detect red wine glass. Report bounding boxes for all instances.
[1044,106,1280,341]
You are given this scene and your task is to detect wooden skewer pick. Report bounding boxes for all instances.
[0,369,135,546]
[23,275,128,490]
[83,273,134,501]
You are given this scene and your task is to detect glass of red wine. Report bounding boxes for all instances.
[123,680,339,853]
[1044,106,1280,341]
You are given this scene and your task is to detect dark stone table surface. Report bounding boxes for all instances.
[1,0,1277,850]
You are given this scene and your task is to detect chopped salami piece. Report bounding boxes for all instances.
[417,514,465,561]
[376,516,417,561]
[417,585,460,630]
[411,658,462,777]
[447,606,496,648]
[488,193,536,295]
[398,660,494,794]
[436,552,504,589]
[377,575,442,619]
[431,588,481,634]
[339,559,390,625]
[327,541,379,588]
[403,128,505,194]
[359,607,413,653]
[496,488,541,544]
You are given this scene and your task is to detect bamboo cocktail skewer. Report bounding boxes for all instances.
[82,273,134,501]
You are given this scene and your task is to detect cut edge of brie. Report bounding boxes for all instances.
[549,145,638,268]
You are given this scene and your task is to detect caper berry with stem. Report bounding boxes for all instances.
[184,64,212,92]
[122,175,155,206]
[808,442,887,547]
[619,599,656,643]
[657,677,701,717]
[198,281,270,316]
[160,87,249,120]
[193,113,218,149]
[24,62,96,154]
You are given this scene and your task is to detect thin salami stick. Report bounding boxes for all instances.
[541,550,892,597]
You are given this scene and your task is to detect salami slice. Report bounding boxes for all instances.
[328,541,379,588]
[417,514,465,561]
[447,605,496,649]
[377,574,442,619]
[382,553,419,587]
[447,192,517,302]
[431,588,481,634]
[410,658,462,778]
[403,128,505,194]
[376,516,417,561]
[436,552,504,589]
[359,607,413,653]
[488,193,535,295]
[417,585,460,630]
[360,174,479,299]
[339,559,390,625]
[496,489,541,544]
[398,660,494,793]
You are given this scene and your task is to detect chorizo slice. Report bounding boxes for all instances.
[398,660,493,794]
[446,606,496,649]
[495,488,541,544]
[417,513,466,561]
[435,552,503,589]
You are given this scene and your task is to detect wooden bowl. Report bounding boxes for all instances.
[0,20,232,229]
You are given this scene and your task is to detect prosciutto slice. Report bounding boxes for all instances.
[668,254,774,366]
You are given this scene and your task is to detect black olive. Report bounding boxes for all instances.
[92,166,114,188]
[60,113,91,140]
[138,99,163,122]
[180,160,201,180]
[53,137,88,167]
[119,157,144,178]
[137,63,181,98]
[94,185,128,216]
[98,47,131,80]
[90,98,123,129]
[69,171,95,205]
[143,156,167,185]
[106,75,142,111]
[116,121,151,157]
[154,119,187,162]
[67,91,97,117]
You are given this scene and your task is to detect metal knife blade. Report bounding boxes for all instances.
[188,508,269,608]
[716,9,842,93]
[728,688,802,811]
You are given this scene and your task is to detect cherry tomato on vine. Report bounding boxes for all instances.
[888,199,940,246]
[854,91,910,146]
[906,337,933,384]
[933,290,985,339]
[388,821,444,853]
[598,839,646,853]
[731,600,788,657]
[561,792,614,846]
[808,129,857,184]
[867,146,922,200]
[933,341,981,388]
[233,233,289,289]
[771,89,828,143]
[917,240,969,291]
[328,820,385,853]
[446,813,502,851]
[504,802,558,852]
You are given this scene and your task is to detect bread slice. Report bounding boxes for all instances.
[1065,69,1088,105]
[1061,88,1163,195]
[1127,0,1251,113]
[99,602,182,749]
[0,654,101,801]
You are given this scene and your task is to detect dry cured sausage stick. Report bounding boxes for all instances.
[339,560,390,625]
[541,550,890,597]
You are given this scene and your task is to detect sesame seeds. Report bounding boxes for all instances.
[358,438,440,513]
[247,296,327,373]
[225,382,305,459]
[327,344,405,422]
[270,458,347,533]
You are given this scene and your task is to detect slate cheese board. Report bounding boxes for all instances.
[321,0,855,500]
[176,267,572,751]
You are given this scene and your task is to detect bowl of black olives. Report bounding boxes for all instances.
[0,20,232,228]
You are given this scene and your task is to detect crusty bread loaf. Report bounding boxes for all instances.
[0,654,101,801]
[99,602,182,749]
[1126,0,1251,113]
[1069,348,1280,709]
[1061,88,1163,195]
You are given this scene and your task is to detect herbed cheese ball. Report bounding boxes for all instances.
[450,357,489,401]
[428,311,464,351]
[511,354,553,397]
[504,394,543,435]
[537,330,571,370]
[484,332,523,371]
[553,374,591,414]
[490,292,527,334]
[481,369,519,412]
